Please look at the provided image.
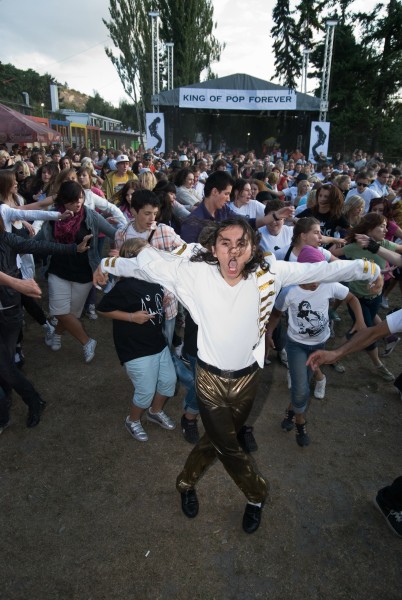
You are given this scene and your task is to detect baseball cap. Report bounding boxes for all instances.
[116,154,129,163]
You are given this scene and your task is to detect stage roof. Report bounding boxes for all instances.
[154,73,320,112]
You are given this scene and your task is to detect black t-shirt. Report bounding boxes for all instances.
[97,277,166,364]
[297,208,349,239]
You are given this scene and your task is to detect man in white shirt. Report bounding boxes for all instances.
[370,168,395,201]
[345,172,379,213]
[95,217,382,535]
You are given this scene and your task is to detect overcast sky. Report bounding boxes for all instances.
[0,0,375,107]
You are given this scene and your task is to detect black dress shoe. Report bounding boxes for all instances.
[181,489,199,518]
[26,411,40,428]
[242,503,263,534]
[26,399,46,428]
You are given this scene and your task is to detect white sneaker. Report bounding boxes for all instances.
[86,304,98,320]
[83,338,97,363]
[314,376,326,399]
[125,417,148,442]
[51,333,62,351]
[147,408,176,430]
[381,297,389,309]
[43,321,55,346]
[279,348,288,367]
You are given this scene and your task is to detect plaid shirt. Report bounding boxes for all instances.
[115,222,184,319]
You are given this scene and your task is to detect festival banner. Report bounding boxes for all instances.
[309,121,330,162]
[179,88,297,111]
[146,113,165,153]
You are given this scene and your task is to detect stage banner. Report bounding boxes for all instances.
[146,113,165,153]
[179,88,297,111]
[309,121,330,162]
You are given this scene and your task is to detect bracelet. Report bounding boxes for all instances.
[129,313,133,323]
[366,239,380,254]
[272,212,280,222]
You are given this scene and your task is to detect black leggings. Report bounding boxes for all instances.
[0,309,43,425]
[17,294,47,345]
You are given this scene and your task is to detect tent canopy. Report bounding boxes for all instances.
[155,73,320,112]
[0,103,61,144]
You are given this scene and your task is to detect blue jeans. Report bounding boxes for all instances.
[286,336,326,414]
[347,294,382,351]
[163,317,176,349]
[171,353,198,415]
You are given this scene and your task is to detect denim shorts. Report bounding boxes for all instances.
[124,346,176,409]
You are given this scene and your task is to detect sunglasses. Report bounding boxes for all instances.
[356,182,368,187]
[17,171,25,175]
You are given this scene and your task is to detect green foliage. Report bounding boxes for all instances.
[272,0,402,155]
[103,0,223,117]
[158,0,224,88]
[0,62,57,110]
[271,0,301,88]
[103,0,152,139]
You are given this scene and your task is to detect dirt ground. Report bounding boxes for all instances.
[1,290,402,600]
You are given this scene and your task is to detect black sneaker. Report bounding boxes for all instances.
[295,421,310,447]
[181,415,200,444]
[15,346,25,369]
[374,489,402,537]
[237,425,258,453]
[281,408,295,432]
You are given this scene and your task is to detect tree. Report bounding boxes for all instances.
[85,92,117,118]
[271,0,402,156]
[309,23,377,151]
[103,0,224,135]
[271,0,323,89]
[158,0,224,88]
[271,0,302,89]
[357,0,402,150]
[103,0,153,142]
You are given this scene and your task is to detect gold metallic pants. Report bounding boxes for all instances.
[176,366,268,504]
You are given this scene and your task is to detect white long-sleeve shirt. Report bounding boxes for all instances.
[84,189,126,228]
[100,246,380,370]
[0,203,61,233]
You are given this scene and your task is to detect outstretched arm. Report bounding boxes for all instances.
[0,273,42,298]
[306,320,391,370]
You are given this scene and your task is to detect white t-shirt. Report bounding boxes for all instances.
[229,200,265,219]
[258,224,293,253]
[275,245,332,262]
[386,309,402,335]
[275,282,349,345]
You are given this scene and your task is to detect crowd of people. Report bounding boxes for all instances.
[1,139,401,537]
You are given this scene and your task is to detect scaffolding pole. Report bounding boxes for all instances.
[149,11,160,112]
[319,20,337,122]
[301,49,311,94]
[166,43,174,91]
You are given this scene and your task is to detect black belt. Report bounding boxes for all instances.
[197,358,259,379]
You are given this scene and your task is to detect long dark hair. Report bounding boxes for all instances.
[313,183,344,218]
[368,196,392,219]
[190,217,270,278]
[54,181,85,209]
[345,212,386,243]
